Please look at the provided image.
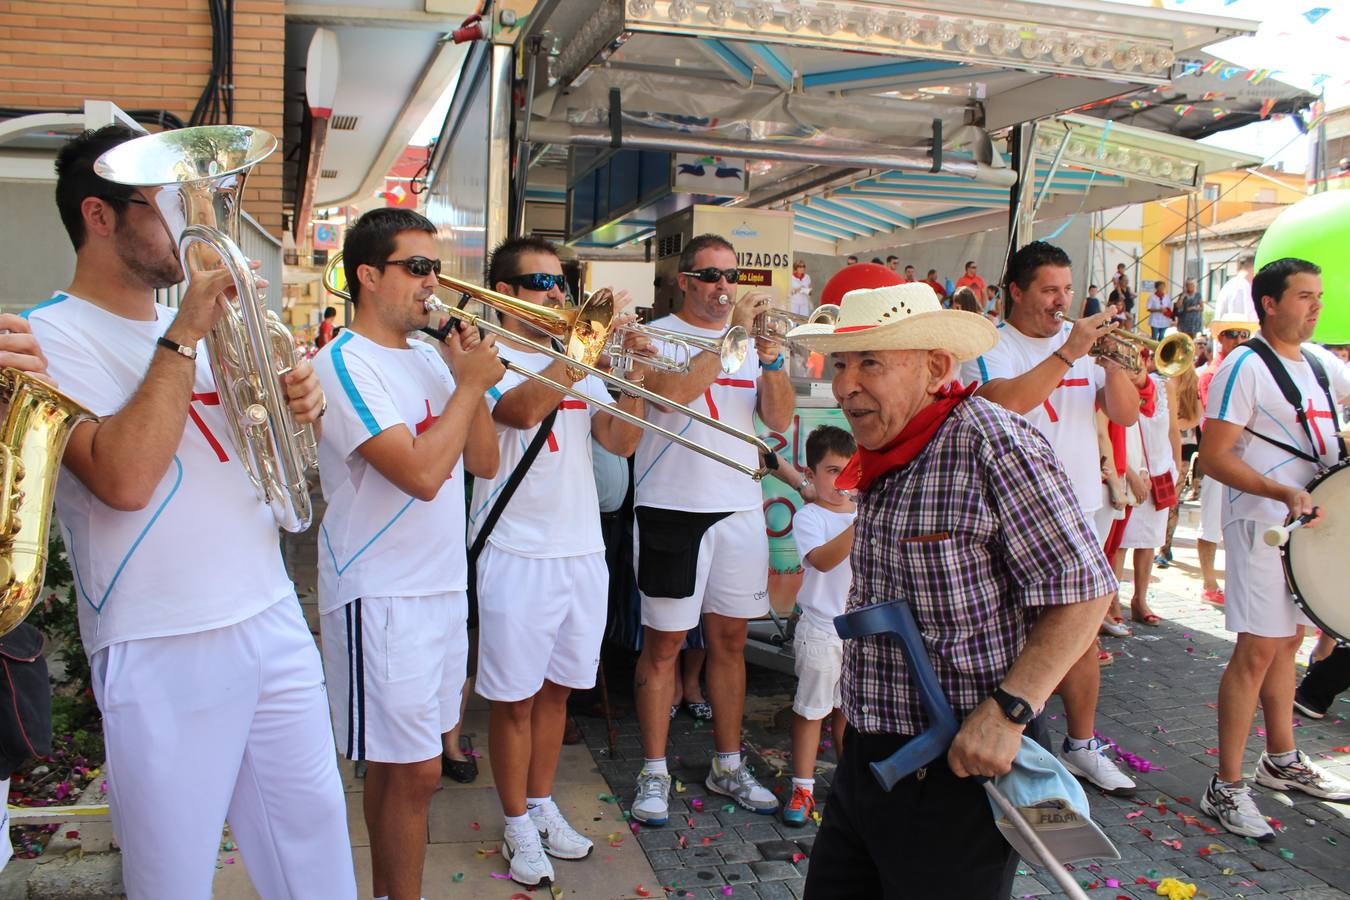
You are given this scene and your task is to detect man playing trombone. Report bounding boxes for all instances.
[468,236,649,887]
[311,208,504,900]
[628,233,794,826]
[28,125,354,899]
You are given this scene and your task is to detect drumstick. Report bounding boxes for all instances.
[1263,510,1319,547]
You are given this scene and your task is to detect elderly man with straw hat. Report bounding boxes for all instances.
[786,280,1118,898]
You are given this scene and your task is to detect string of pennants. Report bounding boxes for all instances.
[1122,95,1326,122]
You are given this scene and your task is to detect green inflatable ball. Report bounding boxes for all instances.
[1255,191,1350,344]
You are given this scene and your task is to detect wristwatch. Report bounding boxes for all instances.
[156,336,197,360]
[991,686,1036,725]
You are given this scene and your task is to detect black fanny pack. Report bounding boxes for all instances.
[635,506,733,599]
[0,623,51,780]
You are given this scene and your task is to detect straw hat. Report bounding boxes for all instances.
[1207,311,1259,340]
[786,281,997,361]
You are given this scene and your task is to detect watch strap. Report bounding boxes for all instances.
[991,686,1035,725]
[156,336,197,360]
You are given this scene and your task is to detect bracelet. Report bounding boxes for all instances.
[316,398,327,419]
[762,353,786,371]
[1051,349,1074,369]
[620,377,646,399]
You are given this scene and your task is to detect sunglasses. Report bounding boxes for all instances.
[506,272,569,293]
[382,256,442,277]
[1220,329,1251,340]
[99,195,152,209]
[682,267,740,284]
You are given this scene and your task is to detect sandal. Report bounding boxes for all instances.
[441,736,478,784]
[685,700,713,721]
[1131,611,1161,627]
[1097,649,1114,667]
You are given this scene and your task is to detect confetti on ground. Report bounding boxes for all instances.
[1204,747,1220,755]
[1328,836,1339,845]
[1161,839,1183,850]
[690,798,703,811]
[721,888,734,897]
[1332,745,1350,753]
[722,804,736,813]
[674,780,687,793]
[607,832,625,847]
[470,821,481,830]
[490,872,511,880]
[792,852,806,863]
[1126,810,1145,819]
[629,821,640,835]
[452,873,465,883]
[598,793,620,803]
[1278,848,1295,860]
[634,884,650,897]
[1155,876,1197,899]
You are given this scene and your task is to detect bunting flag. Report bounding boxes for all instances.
[1302,7,1330,24]
[1174,104,1194,118]
[1312,73,1331,86]
[1130,99,1148,110]
[1245,68,1272,84]
[1212,107,1227,119]
[1259,97,1278,119]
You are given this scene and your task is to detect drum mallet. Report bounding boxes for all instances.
[1263,509,1319,547]
[835,599,1090,900]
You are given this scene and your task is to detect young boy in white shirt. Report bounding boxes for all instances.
[783,425,857,827]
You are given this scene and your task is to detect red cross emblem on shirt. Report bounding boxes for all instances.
[701,377,756,421]
[1306,401,1336,456]
[547,399,589,451]
[1041,377,1091,423]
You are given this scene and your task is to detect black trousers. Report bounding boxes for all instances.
[804,727,1016,899]
[1299,645,1350,710]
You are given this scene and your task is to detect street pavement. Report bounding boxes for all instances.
[582,498,1350,899]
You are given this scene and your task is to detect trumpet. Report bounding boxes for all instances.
[606,322,750,374]
[755,304,841,348]
[1053,312,1194,377]
[322,256,777,480]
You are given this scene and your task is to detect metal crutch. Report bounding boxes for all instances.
[835,599,1091,900]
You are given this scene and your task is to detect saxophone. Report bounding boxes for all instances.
[0,369,93,637]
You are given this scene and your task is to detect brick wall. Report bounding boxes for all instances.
[0,0,286,238]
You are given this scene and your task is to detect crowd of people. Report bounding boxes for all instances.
[0,121,1345,900]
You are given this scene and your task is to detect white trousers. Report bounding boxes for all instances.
[91,598,355,900]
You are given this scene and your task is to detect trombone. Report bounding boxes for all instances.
[322,256,777,480]
[606,322,750,374]
[1054,312,1195,377]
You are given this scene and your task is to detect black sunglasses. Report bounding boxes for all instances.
[99,195,151,208]
[1220,329,1251,340]
[382,256,442,277]
[506,272,569,293]
[682,267,740,284]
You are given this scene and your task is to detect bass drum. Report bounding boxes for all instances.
[1282,459,1350,642]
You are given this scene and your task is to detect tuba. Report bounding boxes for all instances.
[0,369,94,637]
[95,126,317,532]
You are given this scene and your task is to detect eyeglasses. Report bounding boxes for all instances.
[99,195,151,208]
[381,256,442,278]
[1220,329,1251,340]
[682,267,740,284]
[506,272,569,293]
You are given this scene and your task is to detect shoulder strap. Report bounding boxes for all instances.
[1238,338,1321,464]
[1300,348,1347,462]
[469,406,559,566]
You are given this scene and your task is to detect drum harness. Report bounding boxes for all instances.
[1236,337,1346,468]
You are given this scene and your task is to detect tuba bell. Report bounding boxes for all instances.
[0,369,94,637]
[95,126,317,532]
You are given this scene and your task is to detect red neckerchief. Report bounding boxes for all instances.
[837,381,977,492]
[1136,375,1157,418]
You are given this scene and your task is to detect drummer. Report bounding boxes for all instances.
[1197,257,1350,841]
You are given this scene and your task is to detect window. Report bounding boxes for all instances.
[1202,183,1219,202]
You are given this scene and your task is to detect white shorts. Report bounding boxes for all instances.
[1221,519,1312,638]
[475,546,608,702]
[0,778,10,873]
[320,593,468,764]
[91,598,355,900]
[1200,475,1223,544]
[792,619,843,720]
[1121,496,1168,549]
[636,508,770,633]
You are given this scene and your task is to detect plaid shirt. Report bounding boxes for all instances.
[841,397,1117,736]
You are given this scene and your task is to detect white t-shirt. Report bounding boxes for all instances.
[468,344,612,557]
[1204,337,1350,526]
[1147,293,1171,329]
[24,292,294,655]
[1138,374,1176,478]
[312,330,467,614]
[792,503,855,634]
[1215,276,1256,321]
[634,314,764,512]
[960,321,1107,513]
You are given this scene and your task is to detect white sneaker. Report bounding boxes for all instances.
[502,825,555,887]
[631,770,671,826]
[1058,738,1137,796]
[706,757,779,814]
[1254,750,1350,801]
[529,800,594,860]
[1201,776,1274,841]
